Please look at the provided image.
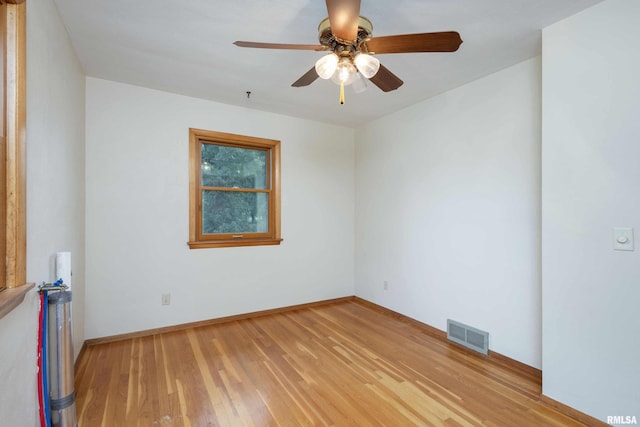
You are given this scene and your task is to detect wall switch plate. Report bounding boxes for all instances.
[162,293,171,305]
[613,227,634,251]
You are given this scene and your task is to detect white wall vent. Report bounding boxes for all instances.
[447,319,489,355]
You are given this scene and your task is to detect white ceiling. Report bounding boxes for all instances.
[52,0,603,127]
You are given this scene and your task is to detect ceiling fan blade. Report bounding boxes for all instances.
[325,0,361,42]
[369,64,403,92]
[234,41,327,51]
[292,67,320,87]
[364,31,463,54]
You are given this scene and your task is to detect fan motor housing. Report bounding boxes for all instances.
[318,16,373,52]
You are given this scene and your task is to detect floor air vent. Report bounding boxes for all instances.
[447,319,489,355]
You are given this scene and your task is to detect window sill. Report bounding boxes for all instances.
[188,238,283,249]
[0,283,35,320]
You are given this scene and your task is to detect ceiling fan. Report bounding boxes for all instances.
[234,0,462,104]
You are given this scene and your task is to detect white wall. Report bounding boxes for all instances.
[0,0,86,424]
[0,291,40,427]
[26,0,86,358]
[542,0,640,423]
[85,78,355,339]
[355,58,542,368]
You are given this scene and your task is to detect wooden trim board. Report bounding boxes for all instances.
[540,395,610,427]
[0,282,33,319]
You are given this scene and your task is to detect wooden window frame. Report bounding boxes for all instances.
[188,128,282,249]
[1,0,27,292]
[0,0,30,319]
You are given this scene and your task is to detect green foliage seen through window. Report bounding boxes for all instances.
[200,144,268,234]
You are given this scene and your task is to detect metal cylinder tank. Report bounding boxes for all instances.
[47,291,78,427]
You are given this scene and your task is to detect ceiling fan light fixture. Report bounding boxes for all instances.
[315,53,339,79]
[354,53,380,78]
[235,2,463,99]
[331,58,357,86]
[352,72,369,94]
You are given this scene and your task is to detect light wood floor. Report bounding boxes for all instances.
[75,300,590,426]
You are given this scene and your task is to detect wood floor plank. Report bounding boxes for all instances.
[75,301,601,426]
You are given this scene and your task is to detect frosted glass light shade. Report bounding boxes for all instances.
[352,72,369,93]
[354,53,380,78]
[331,59,357,86]
[315,53,339,79]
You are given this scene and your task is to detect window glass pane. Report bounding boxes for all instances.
[201,144,267,189]
[202,190,268,234]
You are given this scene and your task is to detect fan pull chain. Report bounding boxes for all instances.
[339,81,345,104]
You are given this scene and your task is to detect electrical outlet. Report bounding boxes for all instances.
[162,293,171,305]
[383,280,389,291]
